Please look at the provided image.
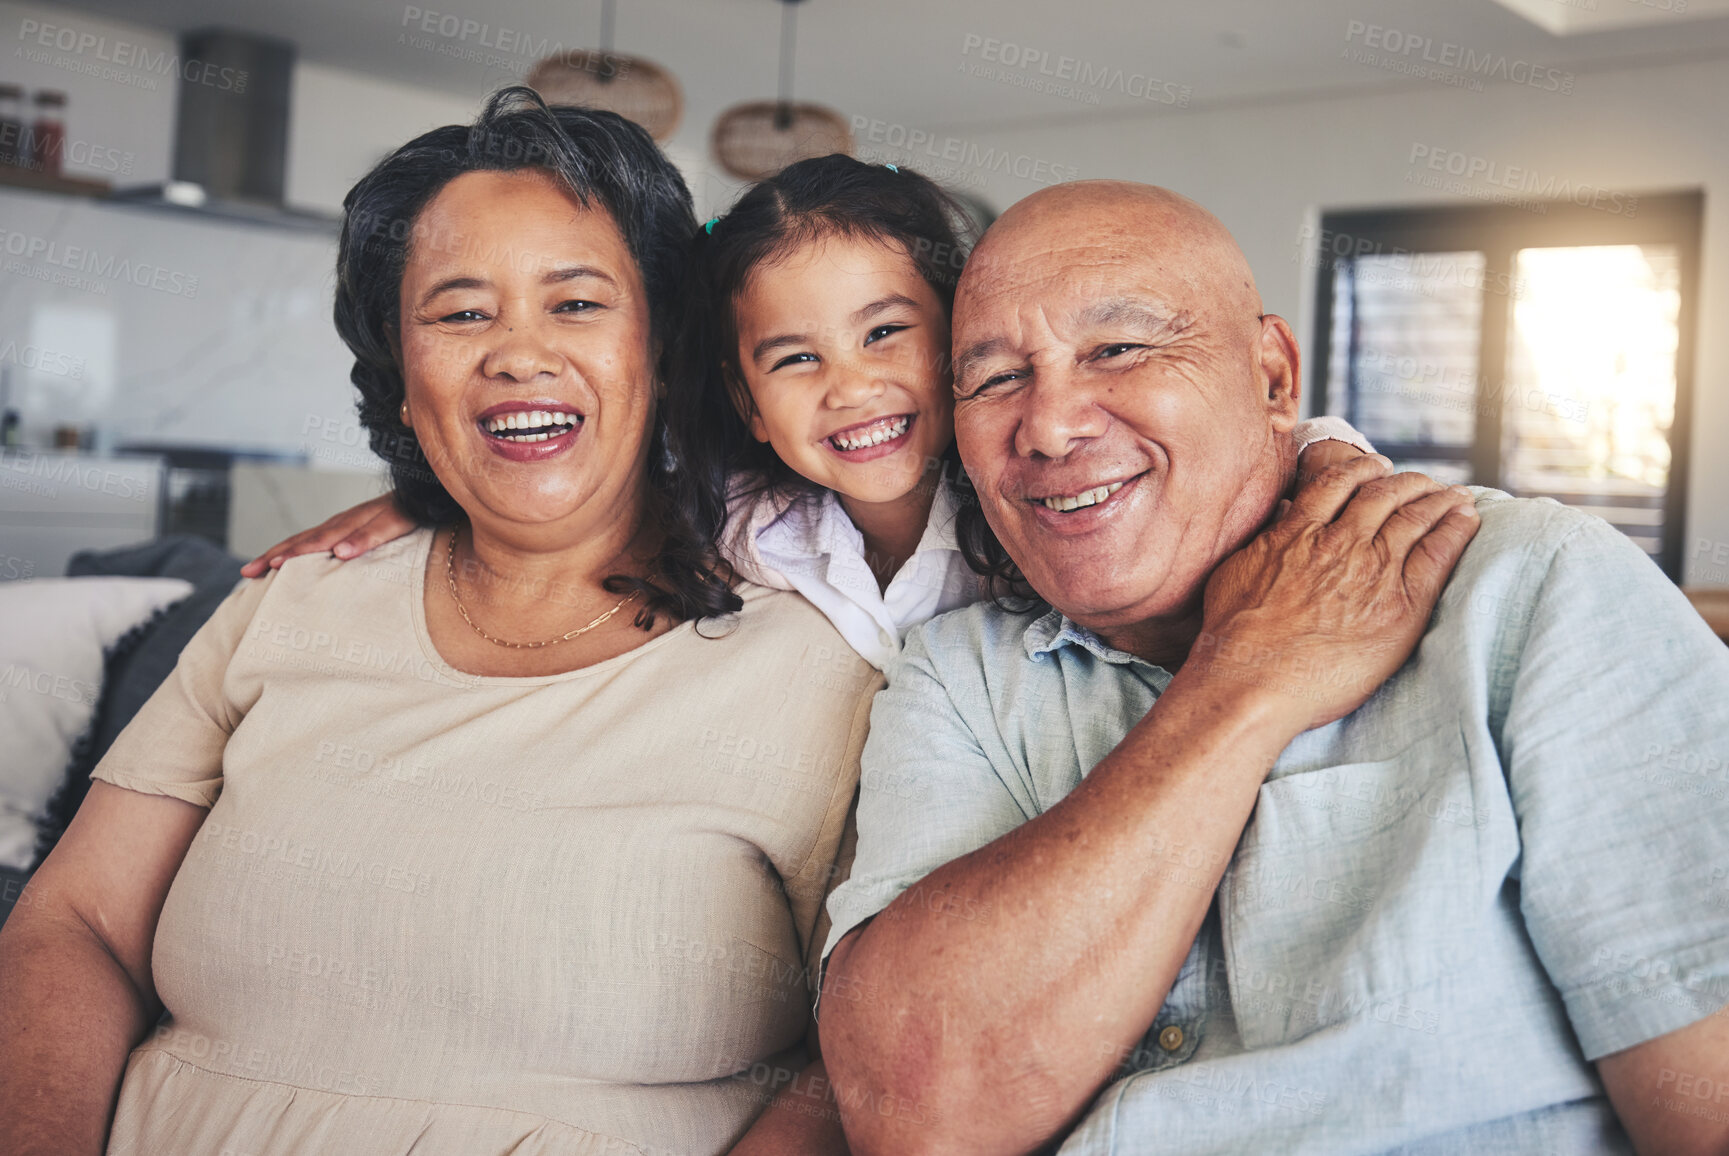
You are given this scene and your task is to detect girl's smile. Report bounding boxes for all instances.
[823,412,916,460]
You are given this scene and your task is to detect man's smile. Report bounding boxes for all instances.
[1029,474,1140,512]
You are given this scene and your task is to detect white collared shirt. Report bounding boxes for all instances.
[725,476,979,670]
[720,416,1372,670]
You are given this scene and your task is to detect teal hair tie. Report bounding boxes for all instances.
[885,163,899,173]
[704,217,719,234]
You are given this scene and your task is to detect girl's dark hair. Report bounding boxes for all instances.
[675,154,977,514]
[955,502,1046,610]
[334,85,740,628]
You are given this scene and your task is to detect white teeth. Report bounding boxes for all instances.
[484,409,579,439]
[1040,480,1125,512]
[830,415,910,452]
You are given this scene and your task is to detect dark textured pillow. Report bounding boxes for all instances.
[36,537,243,858]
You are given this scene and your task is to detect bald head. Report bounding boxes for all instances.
[961,180,1264,339]
[947,178,1303,651]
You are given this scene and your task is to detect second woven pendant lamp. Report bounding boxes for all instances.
[711,0,853,181]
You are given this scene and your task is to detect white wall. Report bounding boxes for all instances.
[954,56,1729,586]
[286,61,477,214]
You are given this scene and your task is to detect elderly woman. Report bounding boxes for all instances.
[0,90,869,1155]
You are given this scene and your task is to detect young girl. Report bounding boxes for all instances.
[246,156,1372,670]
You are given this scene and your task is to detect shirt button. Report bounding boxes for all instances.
[878,628,894,647]
[1158,1025,1185,1052]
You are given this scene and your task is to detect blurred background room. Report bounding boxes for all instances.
[2,0,1728,902]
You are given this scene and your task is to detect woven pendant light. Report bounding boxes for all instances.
[711,0,853,181]
[527,0,683,142]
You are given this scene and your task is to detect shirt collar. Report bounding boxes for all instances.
[1022,608,1172,679]
[756,487,853,560]
[756,478,970,570]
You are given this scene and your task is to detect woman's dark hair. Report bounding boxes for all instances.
[675,154,977,515]
[334,85,740,628]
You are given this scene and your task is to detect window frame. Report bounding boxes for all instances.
[1309,192,1702,580]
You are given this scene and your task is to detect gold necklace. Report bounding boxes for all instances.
[445,527,639,649]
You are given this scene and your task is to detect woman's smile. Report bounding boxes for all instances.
[475,399,585,462]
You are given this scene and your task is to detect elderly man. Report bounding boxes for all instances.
[819,181,1729,1155]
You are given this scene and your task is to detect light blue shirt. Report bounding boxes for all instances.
[823,491,1729,1154]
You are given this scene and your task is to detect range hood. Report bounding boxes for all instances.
[111,29,337,233]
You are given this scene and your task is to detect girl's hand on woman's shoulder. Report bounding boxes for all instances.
[240,493,416,577]
[1196,454,1479,733]
[1288,440,1451,516]
[1296,436,1369,485]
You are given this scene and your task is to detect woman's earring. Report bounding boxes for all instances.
[399,401,411,426]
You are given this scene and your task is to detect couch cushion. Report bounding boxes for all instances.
[32,537,245,860]
[0,576,194,869]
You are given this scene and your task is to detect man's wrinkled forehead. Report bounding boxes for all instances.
[954,233,1204,347]
[969,223,1168,286]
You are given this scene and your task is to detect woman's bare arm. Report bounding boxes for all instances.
[0,783,207,1156]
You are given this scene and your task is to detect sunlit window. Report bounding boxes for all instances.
[1314,197,1699,578]
[1502,245,1678,556]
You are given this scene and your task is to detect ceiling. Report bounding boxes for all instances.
[1489,0,1729,36]
[60,0,1729,150]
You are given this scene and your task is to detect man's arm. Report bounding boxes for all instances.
[1488,506,1729,1156]
[1599,1015,1729,1156]
[822,669,1306,1152]
[0,783,207,1156]
[822,458,1481,1155]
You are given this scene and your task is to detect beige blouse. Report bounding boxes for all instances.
[93,529,882,1156]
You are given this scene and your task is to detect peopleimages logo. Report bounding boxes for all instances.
[959,33,1191,107]
[15,19,249,92]
[1408,144,1638,217]
[0,229,200,298]
[849,116,1080,186]
[0,451,151,501]
[398,5,629,77]
[1343,20,1574,95]
[0,339,83,379]
[1294,224,1529,300]
[0,124,134,177]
